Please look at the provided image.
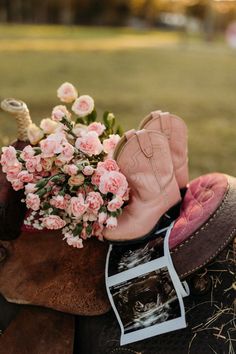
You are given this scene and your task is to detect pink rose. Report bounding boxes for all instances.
[42,215,66,230]
[51,105,71,122]
[40,118,58,134]
[66,236,83,248]
[82,165,94,176]
[57,82,78,103]
[18,170,34,183]
[98,211,108,225]
[68,194,88,218]
[26,193,41,211]
[25,183,37,195]
[107,196,124,212]
[40,132,65,158]
[86,191,103,212]
[57,143,74,163]
[99,171,128,197]
[81,227,88,240]
[75,131,103,156]
[97,159,119,172]
[88,122,105,136]
[26,155,42,173]
[20,146,35,161]
[106,216,118,230]
[64,164,78,176]
[103,134,120,156]
[11,179,24,191]
[72,95,94,117]
[50,195,68,210]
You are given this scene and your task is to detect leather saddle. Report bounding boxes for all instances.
[0,161,235,353]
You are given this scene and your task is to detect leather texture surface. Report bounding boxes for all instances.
[0,306,74,354]
[0,234,110,316]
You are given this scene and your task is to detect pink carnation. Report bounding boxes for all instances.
[107,196,124,212]
[1,146,17,170]
[18,170,34,183]
[103,134,120,156]
[25,155,42,173]
[20,145,35,161]
[25,183,37,195]
[99,171,128,197]
[83,165,94,176]
[106,216,118,230]
[98,211,108,225]
[57,82,78,103]
[97,159,119,172]
[5,162,22,181]
[92,222,104,241]
[72,95,94,117]
[88,122,105,136]
[51,105,71,122]
[26,193,41,211]
[42,215,66,230]
[91,169,105,186]
[66,236,83,248]
[64,164,78,176]
[75,131,103,156]
[11,179,24,191]
[68,194,88,218]
[86,191,104,212]
[57,143,74,163]
[40,132,65,158]
[50,195,68,210]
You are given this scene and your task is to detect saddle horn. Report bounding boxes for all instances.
[1,98,32,142]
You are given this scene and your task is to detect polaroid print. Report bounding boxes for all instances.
[105,224,188,345]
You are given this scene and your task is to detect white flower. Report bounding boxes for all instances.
[72,95,94,117]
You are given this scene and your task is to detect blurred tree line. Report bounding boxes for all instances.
[0,0,235,29]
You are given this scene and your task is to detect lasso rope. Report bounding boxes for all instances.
[1,98,32,141]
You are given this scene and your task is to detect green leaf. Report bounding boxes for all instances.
[73,224,83,236]
[36,179,48,189]
[86,224,92,236]
[115,125,124,136]
[76,117,86,125]
[87,109,97,124]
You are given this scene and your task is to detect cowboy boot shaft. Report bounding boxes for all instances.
[139,111,189,188]
[104,129,181,242]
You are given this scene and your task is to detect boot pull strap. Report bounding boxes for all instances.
[136,129,153,158]
[124,129,136,140]
[160,112,171,138]
[151,110,161,119]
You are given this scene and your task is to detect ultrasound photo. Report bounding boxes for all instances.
[110,267,181,334]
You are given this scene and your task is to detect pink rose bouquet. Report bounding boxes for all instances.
[0,82,129,248]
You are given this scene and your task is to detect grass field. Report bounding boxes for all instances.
[0,25,235,179]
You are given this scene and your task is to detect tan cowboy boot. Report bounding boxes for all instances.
[139,111,189,189]
[104,129,181,243]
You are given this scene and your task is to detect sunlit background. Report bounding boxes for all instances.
[0,0,236,178]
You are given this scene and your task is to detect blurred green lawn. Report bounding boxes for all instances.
[0,25,235,179]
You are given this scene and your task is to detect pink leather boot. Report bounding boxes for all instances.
[104,129,181,243]
[139,111,189,189]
